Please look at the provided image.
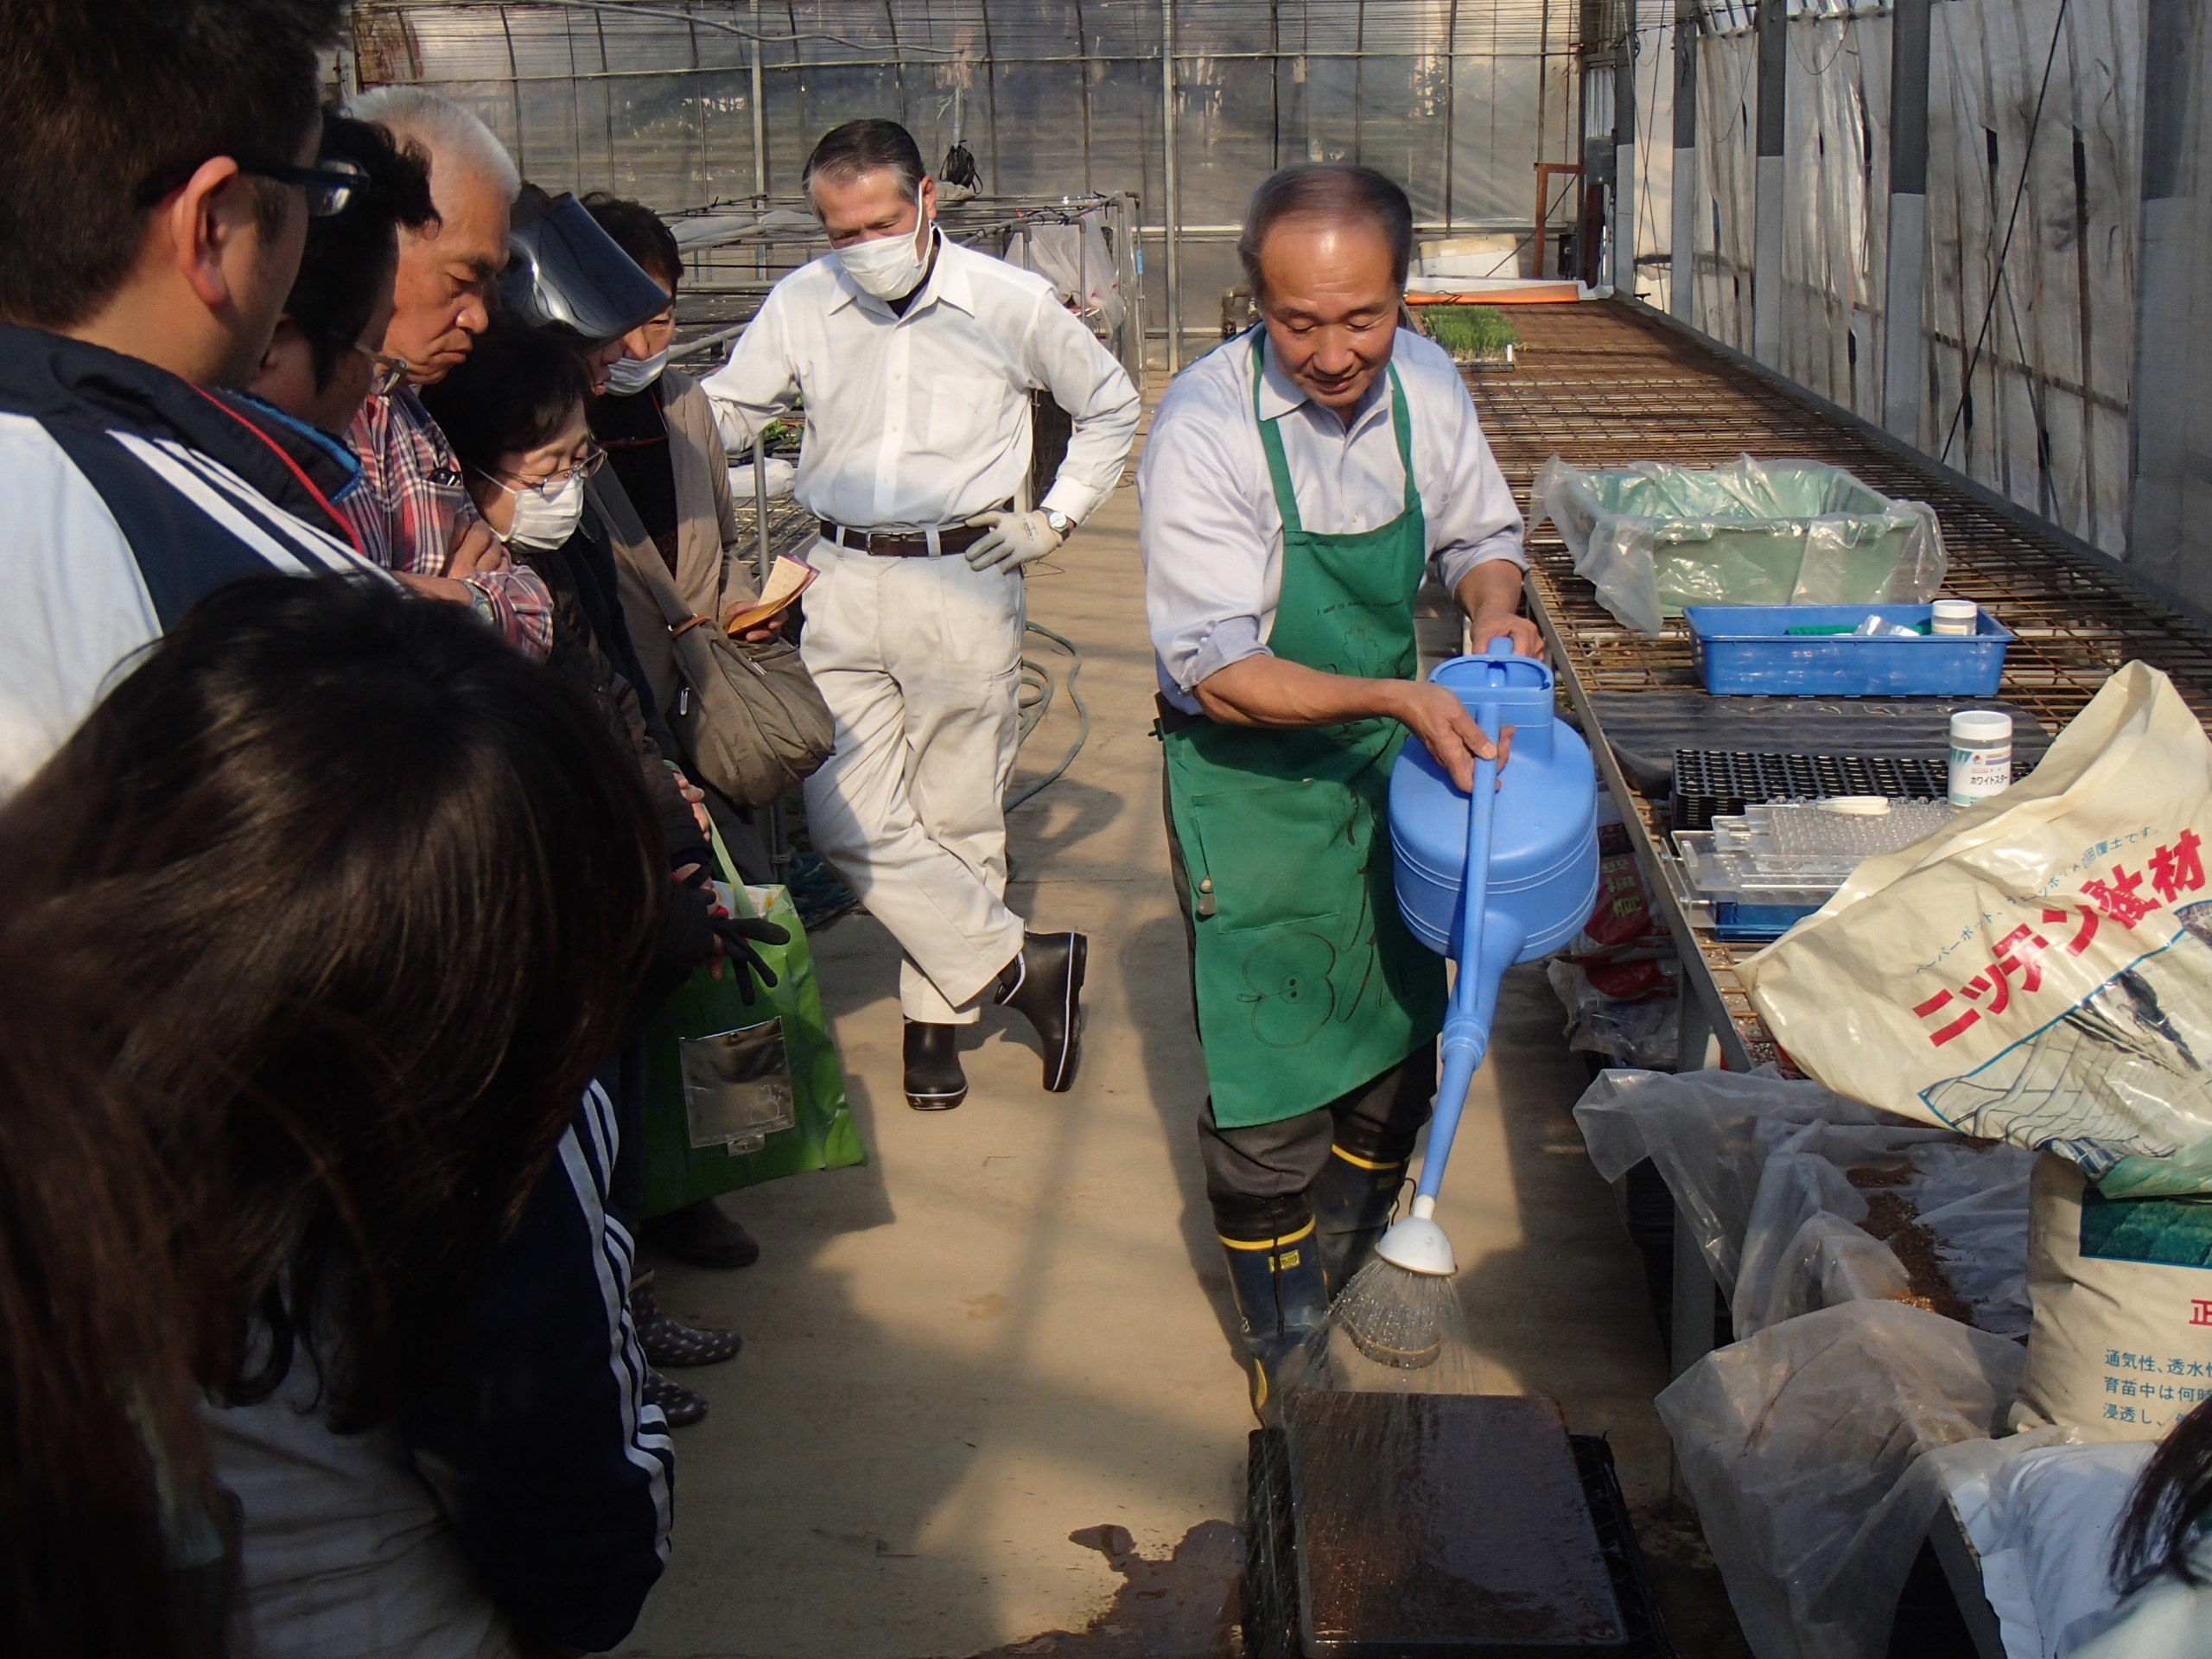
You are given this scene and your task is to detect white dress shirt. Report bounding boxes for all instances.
[701,232,1140,532]
[1138,327,1526,713]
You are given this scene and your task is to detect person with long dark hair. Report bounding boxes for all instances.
[0,577,677,1656]
[2077,1395,2212,1654]
[0,971,226,1659]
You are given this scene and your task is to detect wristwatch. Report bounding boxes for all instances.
[1043,507,1073,537]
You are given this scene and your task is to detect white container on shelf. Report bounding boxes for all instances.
[1930,598,1980,636]
[1948,709,2014,805]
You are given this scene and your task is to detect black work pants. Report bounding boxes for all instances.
[1162,751,1435,1234]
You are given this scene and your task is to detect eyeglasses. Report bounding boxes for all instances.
[135,156,371,219]
[353,344,413,397]
[482,442,607,496]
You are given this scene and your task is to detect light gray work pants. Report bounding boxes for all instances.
[798,536,1028,1023]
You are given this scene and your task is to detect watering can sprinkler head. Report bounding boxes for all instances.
[1374,1197,1457,1277]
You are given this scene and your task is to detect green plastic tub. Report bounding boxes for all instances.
[1533,454,1948,635]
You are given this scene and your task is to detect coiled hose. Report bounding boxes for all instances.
[1007,620,1089,810]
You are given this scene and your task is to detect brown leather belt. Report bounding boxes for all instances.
[818,519,995,557]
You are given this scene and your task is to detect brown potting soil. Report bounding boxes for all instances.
[1842,1169,1979,1326]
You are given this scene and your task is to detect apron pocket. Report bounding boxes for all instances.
[1211,913,1356,1051]
[1185,778,1382,930]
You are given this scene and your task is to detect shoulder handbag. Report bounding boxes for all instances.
[608,531,835,808]
[641,821,864,1218]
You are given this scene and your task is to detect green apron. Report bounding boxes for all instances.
[1162,339,1447,1129]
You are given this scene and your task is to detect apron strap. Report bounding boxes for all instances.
[1250,335,1305,537]
[1249,336,1421,534]
[1384,362,1417,516]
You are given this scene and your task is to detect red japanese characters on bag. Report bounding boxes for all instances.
[1737,664,2212,1439]
[1738,664,2212,1194]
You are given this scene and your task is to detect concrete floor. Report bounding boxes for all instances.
[617,480,1721,1659]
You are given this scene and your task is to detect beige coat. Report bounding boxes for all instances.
[588,367,759,721]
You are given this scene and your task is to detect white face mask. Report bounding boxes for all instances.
[604,346,671,397]
[836,192,932,302]
[503,469,587,550]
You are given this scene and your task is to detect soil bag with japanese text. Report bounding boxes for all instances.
[1738,663,2212,1200]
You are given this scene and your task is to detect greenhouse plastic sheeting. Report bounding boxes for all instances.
[1533,454,1947,635]
[1658,1300,2026,1659]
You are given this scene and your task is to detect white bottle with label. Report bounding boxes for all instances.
[1948,709,2013,805]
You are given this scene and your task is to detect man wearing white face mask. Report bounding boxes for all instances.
[702,118,1140,1112]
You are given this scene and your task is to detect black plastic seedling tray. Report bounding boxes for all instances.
[1670,748,1953,831]
[1244,1394,1674,1659]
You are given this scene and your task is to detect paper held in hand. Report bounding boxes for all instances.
[721,555,817,635]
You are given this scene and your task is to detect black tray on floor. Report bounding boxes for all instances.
[1243,1422,1675,1659]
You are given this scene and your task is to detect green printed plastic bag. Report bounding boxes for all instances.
[641,836,863,1218]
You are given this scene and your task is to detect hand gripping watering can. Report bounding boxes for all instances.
[1380,638,1600,1276]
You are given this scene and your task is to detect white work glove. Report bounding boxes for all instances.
[963,507,1064,571]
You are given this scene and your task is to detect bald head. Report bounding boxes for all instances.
[344,89,517,385]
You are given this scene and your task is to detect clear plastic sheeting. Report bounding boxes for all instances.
[1678,0,2142,556]
[351,0,1584,357]
[1776,10,1891,423]
[1731,1124,2034,1338]
[1533,454,1948,634]
[1572,1065,1902,1293]
[1657,1300,2026,1659]
[1919,0,2139,556]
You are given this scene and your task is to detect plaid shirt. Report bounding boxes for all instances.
[343,387,554,659]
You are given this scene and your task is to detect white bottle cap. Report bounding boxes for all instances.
[1931,600,1979,624]
[1820,795,1892,816]
[1950,709,2012,744]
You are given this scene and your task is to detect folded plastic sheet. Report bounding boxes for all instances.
[1573,1066,1901,1293]
[1732,1127,2036,1340]
[1657,1300,2026,1659]
[1533,454,1948,635]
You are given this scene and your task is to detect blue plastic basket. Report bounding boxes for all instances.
[1685,603,2013,697]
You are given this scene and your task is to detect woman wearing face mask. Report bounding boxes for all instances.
[421,320,782,1428]
[577,195,792,1274]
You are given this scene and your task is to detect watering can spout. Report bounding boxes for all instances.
[1376,1198,1457,1276]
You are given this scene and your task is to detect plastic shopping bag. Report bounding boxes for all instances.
[640,828,864,1219]
[1738,663,2212,1198]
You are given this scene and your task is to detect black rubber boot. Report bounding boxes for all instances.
[1310,1144,1410,1297]
[640,1197,760,1268]
[904,1020,968,1110]
[1217,1201,1330,1419]
[995,931,1088,1092]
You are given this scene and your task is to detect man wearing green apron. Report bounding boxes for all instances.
[1137,164,1540,1408]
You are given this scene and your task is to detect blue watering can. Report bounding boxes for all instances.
[1377,638,1600,1275]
